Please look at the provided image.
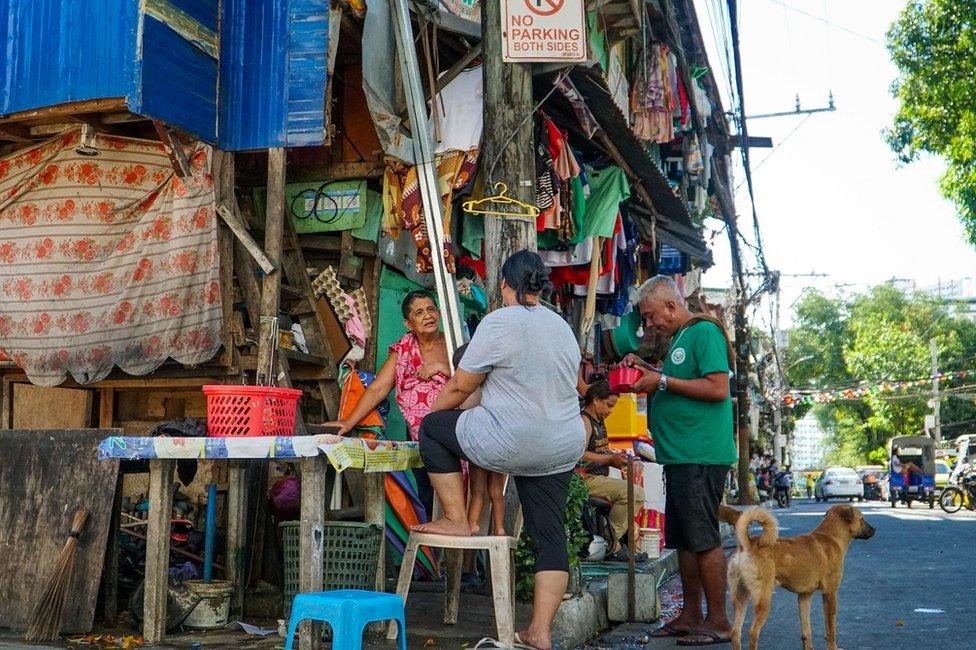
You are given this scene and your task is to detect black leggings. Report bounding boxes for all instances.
[419,410,573,573]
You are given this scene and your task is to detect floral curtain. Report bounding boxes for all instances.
[0,128,222,386]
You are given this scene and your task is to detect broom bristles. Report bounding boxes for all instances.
[24,508,89,642]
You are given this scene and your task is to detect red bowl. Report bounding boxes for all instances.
[608,367,643,393]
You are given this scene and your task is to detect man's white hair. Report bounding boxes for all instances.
[637,275,683,304]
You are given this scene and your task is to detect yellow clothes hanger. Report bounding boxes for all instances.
[461,182,540,218]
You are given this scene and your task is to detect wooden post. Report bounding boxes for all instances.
[225,461,248,616]
[100,388,121,626]
[0,377,13,429]
[299,456,328,650]
[256,148,286,384]
[580,236,604,342]
[361,254,383,372]
[144,459,175,645]
[626,457,636,623]
[482,0,537,309]
[364,471,387,631]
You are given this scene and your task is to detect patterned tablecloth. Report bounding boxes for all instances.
[97,435,422,472]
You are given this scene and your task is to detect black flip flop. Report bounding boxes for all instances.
[676,630,732,646]
[651,622,690,638]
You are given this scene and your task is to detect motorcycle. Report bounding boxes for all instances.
[772,471,794,508]
[862,477,884,501]
[939,465,976,514]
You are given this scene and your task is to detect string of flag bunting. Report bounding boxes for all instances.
[783,369,973,407]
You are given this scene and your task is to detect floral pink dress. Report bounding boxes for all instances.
[390,332,448,441]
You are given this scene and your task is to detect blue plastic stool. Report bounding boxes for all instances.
[283,590,407,650]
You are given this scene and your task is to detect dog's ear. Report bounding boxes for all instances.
[839,506,856,523]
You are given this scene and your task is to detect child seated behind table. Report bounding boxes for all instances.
[454,344,508,536]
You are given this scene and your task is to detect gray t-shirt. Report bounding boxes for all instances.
[456,305,586,476]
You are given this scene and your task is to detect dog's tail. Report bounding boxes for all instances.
[735,506,778,550]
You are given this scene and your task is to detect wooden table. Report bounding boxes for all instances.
[98,434,421,648]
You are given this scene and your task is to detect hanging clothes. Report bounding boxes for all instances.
[631,44,676,144]
[578,165,631,240]
[382,148,479,273]
[432,66,484,155]
[534,118,557,215]
[549,236,615,286]
[573,215,625,296]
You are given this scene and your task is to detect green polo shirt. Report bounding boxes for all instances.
[650,320,736,466]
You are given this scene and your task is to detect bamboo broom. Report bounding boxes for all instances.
[24,508,90,642]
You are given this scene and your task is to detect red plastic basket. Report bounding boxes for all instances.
[203,385,302,437]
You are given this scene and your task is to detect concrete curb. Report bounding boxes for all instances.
[551,522,738,648]
[552,550,680,649]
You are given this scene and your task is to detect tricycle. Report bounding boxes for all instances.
[888,435,937,509]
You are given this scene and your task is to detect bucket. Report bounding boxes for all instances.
[639,528,661,559]
[183,580,233,629]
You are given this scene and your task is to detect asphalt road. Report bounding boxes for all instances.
[604,498,976,649]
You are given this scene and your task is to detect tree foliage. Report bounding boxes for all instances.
[886,0,976,243]
[786,286,976,466]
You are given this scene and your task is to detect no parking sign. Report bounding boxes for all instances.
[502,0,587,63]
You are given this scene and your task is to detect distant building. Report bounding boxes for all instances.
[791,413,829,470]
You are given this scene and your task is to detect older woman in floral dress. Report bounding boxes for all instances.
[327,290,451,515]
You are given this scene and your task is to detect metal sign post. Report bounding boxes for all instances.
[390,0,465,358]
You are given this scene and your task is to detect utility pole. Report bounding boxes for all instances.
[931,338,941,443]
[723,0,755,505]
[482,0,537,309]
[772,286,785,468]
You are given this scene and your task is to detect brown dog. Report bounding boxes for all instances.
[719,504,875,650]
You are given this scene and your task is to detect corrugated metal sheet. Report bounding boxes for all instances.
[1,0,328,150]
[218,0,329,150]
[0,0,138,115]
[136,14,218,142]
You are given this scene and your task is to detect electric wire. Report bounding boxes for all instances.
[762,0,883,45]
[734,113,813,191]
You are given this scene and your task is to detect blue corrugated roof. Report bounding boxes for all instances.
[0,0,328,150]
[0,0,138,115]
[218,0,328,150]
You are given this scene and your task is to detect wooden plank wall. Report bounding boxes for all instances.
[0,429,121,633]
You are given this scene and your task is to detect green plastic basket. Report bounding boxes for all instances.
[280,521,384,618]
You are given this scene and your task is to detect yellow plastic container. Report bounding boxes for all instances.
[605,392,648,438]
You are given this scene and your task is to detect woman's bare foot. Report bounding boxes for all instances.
[411,516,474,536]
[515,628,550,649]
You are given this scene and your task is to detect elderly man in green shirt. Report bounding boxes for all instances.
[626,276,735,647]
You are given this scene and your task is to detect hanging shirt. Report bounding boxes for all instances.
[579,166,630,240]
[433,66,484,154]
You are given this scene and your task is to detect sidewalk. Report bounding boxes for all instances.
[0,528,717,650]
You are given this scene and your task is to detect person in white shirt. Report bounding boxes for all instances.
[891,446,923,484]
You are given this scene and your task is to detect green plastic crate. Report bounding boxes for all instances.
[280,521,384,618]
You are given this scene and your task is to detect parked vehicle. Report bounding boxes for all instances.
[856,466,886,501]
[948,435,976,484]
[935,459,952,488]
[888,435,937,509]
[939,464,976,514]
[815,467,864,502]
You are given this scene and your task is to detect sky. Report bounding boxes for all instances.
[692,0,976,325]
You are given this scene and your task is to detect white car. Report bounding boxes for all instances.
[815,467,864,502]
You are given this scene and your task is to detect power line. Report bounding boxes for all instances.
[734,113,813,191]
[726,1,770,279]
[762,0,883,45]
